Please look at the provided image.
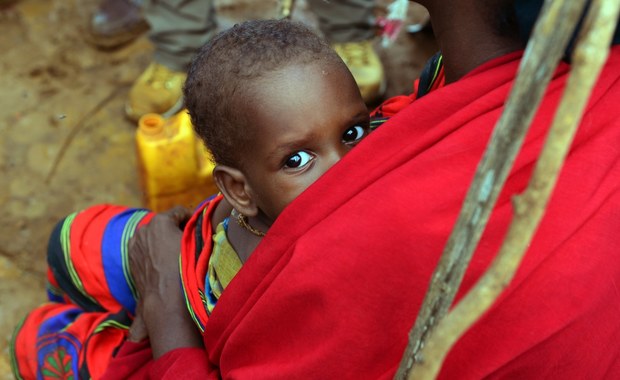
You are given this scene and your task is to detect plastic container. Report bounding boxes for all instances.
[136,111,218,212]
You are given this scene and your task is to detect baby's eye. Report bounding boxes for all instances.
[284,151,314,170]
[342,125,367,145]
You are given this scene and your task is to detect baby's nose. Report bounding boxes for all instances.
[325,146,349,167]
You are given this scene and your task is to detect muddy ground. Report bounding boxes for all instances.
[0,0,437,376]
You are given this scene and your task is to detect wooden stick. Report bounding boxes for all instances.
[406,1,620,378]
[394,1,590,378]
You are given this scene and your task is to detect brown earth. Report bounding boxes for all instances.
[0,0,437,376]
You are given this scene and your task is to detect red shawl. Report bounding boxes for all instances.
[109,47,620,379]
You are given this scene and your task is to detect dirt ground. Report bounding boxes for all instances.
[0,0,436,376]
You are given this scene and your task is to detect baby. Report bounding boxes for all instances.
[180,19,372,319]
[185,18,370,258]
[12,19,371,379]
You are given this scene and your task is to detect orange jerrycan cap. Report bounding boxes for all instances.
[138,113,165,135]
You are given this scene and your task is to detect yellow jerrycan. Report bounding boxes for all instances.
[136,111,218,212]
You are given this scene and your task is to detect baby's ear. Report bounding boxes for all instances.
[212,165,258,217]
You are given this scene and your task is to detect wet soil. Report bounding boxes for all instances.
[0,0,437,376]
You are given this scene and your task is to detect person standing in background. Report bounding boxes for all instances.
[88,0,386,122]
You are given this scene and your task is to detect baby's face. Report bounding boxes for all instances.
[240,61,369,224]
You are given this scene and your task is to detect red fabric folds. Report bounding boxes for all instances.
[101,340,153,380]
[115,47,620,379]
[180,195,222,332]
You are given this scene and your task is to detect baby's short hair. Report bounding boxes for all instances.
[183,19,344,168]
